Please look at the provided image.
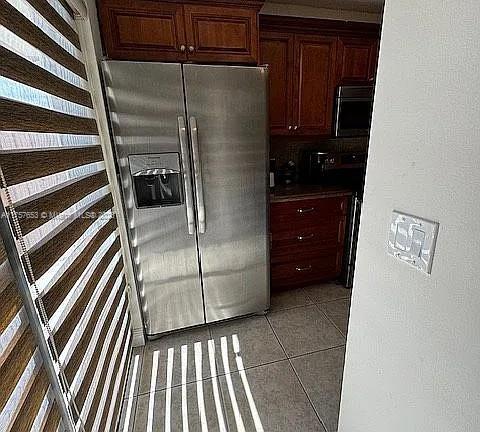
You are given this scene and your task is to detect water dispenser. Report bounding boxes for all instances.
[129,153,183,208]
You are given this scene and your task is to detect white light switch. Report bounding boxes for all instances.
[387,211,439,274]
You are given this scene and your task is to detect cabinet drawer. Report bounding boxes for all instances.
[271,249,341,288]
[270,196,348,232]
[271,219,344,260]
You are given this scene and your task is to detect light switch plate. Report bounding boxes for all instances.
[387,211,439,274]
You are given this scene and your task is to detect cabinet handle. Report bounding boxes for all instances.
[288,125,293,130]
[295,265,312,272]
[188,45,195,53]
[297,234,314,241]
[297,207,314,214]
[179,44,186,52]
[294,125,298,130]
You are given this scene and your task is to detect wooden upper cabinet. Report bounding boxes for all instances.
[183,4,259,64]
[259,15,380,136]
[293,35,337,135]
[98,0,263,64]
[336,37,379,82]
[260,32,294,135]
[98,0,187,61]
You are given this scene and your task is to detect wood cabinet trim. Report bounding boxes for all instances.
[260,14,381,37]
[124,0,264,8]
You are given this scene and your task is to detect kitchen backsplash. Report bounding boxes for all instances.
[270,136,369,169]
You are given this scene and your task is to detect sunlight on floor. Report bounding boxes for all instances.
[122,335,263,432]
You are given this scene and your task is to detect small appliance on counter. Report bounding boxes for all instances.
[300,150,367,189]
[277,160,298,185]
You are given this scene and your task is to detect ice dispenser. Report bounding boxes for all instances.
[129,153,183,208]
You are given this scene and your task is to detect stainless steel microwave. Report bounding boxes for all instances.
[334,85,374,137]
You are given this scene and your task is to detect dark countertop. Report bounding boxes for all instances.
[270,183,353,203]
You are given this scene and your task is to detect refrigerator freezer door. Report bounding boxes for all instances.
[183,64,270,322]
[102,61,205,336]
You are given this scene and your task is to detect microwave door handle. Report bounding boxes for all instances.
[177,116,195,235]
[189,116,206,234]
[335,99,342,137]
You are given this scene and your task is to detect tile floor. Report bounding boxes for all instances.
[118,282,352,432]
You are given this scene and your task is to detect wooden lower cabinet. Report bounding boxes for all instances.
[270,195,349,290]
[271,249,342,288]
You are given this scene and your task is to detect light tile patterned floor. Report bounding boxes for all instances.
[118,283,352,432]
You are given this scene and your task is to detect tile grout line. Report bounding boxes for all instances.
[302,287,350,339]
[264,313,330,432]
[136,330,233,432]
[269,302,315,313]
[133,333,347,398]
[313,302,348,340]
[302,286,351,306]
[315,296,351,305]
[287,343,347,362]
[270,301,347,341]
[269,297,350,316]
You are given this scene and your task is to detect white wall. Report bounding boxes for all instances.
[339,1,480,431]
[261,1,382,23]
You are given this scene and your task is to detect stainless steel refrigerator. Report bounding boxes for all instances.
[102,61,269,338]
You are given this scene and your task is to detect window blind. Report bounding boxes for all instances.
[0,0,132,431]
[0,237,63,432]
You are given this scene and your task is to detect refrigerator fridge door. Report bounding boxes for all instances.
[183,64,270,322]
[102,61,205,336]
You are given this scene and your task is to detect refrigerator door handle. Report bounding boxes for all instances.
[189,116,206,234]
[177,116,195,235]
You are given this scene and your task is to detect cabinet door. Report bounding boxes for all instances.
[260,32,294,135]
[183,4,259,64]
[98,0,187,61]
[293,35,337,135]
[337,37,379,82]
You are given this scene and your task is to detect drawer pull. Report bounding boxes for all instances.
[297,234,314,241]
[295,265,312,272]
[297,207,314,214]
